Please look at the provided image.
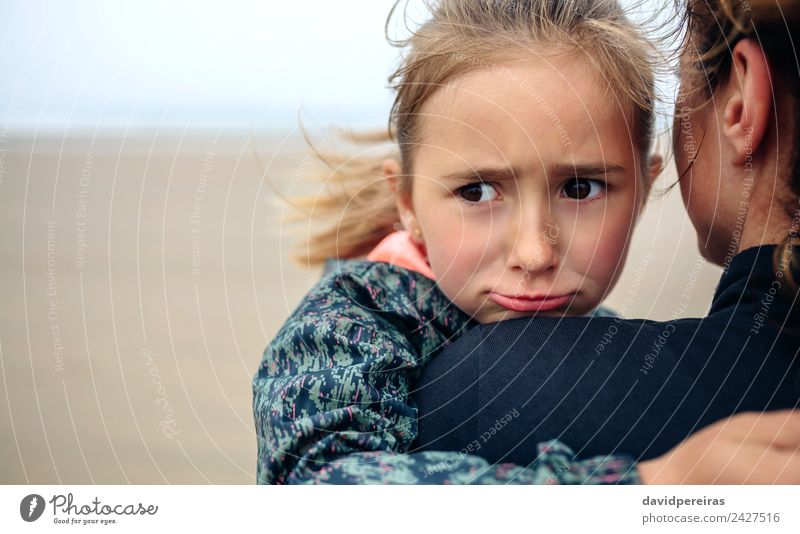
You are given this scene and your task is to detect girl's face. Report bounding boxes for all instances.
[391,55,653,324]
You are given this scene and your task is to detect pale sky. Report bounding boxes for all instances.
[0,0,676,133]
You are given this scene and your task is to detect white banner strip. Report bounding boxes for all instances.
[2,485,798,533]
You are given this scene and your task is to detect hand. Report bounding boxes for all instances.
[638,410,800,484]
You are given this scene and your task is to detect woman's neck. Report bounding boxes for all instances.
[739,155,797,254]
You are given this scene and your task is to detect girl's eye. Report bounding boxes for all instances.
[562,178,605,200]
[456,182,499,204]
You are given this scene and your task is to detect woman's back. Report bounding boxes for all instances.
[413,245,800,463]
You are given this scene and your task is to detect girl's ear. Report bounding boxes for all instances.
[647,154,664,190]
[383,158,416,232]
[637,154,663,215]
[383,158,401,193]
[723,39,772,166]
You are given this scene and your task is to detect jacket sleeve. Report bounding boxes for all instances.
[252,264,642,485]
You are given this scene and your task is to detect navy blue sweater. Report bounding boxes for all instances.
[412,245,800,463]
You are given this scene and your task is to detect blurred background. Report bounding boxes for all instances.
[0,0,721,484]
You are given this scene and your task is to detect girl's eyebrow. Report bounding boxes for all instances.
[549,162,626,177]
[441,166,521,182]
[441,162,626,181]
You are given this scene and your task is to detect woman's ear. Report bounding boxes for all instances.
[723,39,773,166]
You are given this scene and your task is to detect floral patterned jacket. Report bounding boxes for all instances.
[252,258,640,484]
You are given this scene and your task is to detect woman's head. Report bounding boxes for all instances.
[675,0,800,278]
[383,0,661,322]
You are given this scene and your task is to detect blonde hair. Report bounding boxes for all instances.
[289,0,659,267]
[679,0,800,297]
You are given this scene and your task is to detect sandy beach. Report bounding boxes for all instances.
[0,129,722,484]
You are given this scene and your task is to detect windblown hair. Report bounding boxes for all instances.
[679,0,800,298]
[289,0,659,266]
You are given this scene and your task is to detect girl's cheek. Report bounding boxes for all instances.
[587,214,635,280]
[427,229,465,276]
[555,209,600,254]
[429,236,482,278]
[563,209,630,273]
[428,230,490,306]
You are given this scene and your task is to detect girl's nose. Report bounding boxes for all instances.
[506,211,559,275]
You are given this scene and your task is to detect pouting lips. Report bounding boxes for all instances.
[487,292,575,312]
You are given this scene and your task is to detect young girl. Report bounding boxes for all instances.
[253,0,663,484]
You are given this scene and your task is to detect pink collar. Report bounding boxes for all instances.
[366,231,436,281]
